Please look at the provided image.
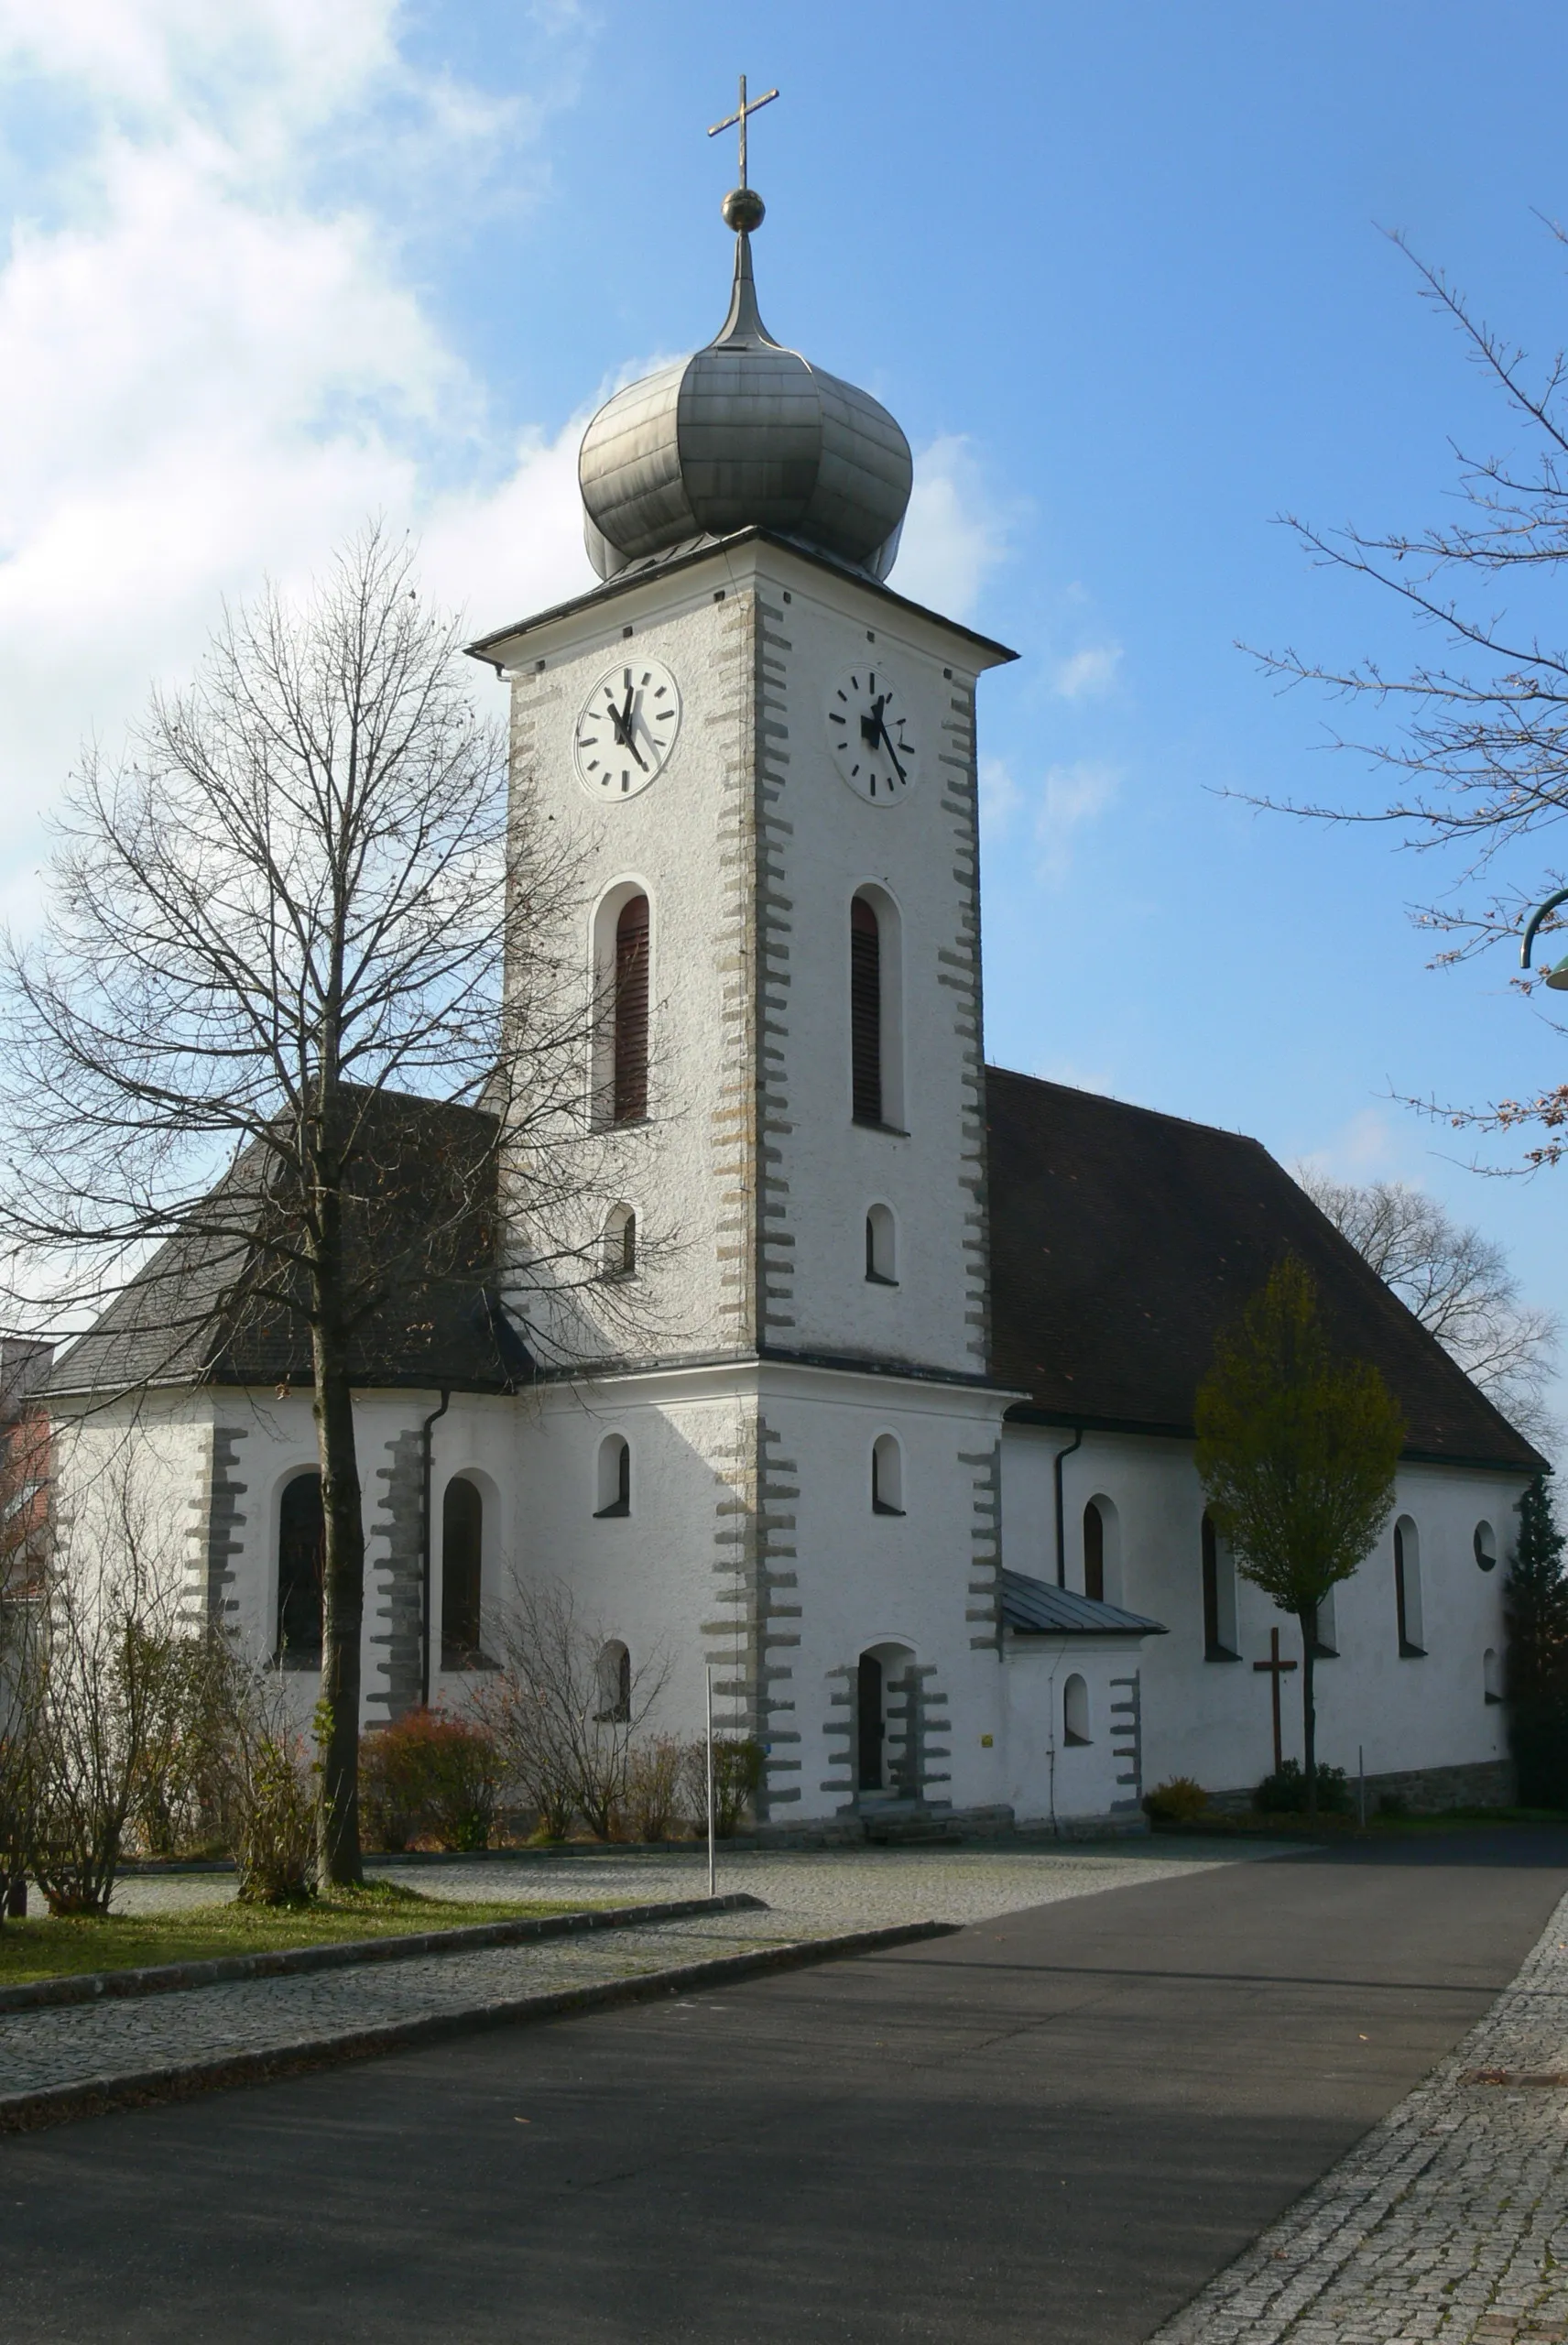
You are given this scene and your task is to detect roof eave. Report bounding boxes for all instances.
[464,529,1018,671]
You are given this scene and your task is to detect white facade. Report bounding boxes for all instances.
[47,531,1530,1835]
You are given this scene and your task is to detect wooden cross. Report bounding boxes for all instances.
[708,73,779,189]
[1252,1626,1298,1774]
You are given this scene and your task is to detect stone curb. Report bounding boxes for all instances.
[0,1892,766,2015]
[0,1917,958,2136]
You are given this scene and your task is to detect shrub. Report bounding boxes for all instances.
[360,1709,502,1853]
[1143,1776,1209,1824]
[1254,1758,1352,1816]
[234,1729,316,1905]
[626,1735,684,1843]
[216,1658,317,1905]
[681,1734,765,1838]
[1377,1791,1410,1819]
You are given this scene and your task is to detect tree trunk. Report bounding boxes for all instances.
[312,1321,365,1890]
[1297,1608,1318,1819]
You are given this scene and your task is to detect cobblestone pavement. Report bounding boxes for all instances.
[1150,1884,1568,2345]
[110,1834,1276,1921]
[8,1840,1265,2108]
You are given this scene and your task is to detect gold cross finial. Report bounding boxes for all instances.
[708,72,779,190]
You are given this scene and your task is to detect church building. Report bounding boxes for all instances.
[48,159,1541,1835]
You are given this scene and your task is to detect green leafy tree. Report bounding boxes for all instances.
[1195,1257,1405,1814]
[1505,1475,1568,1806]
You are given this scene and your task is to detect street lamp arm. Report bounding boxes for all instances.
[1520,888,1568,969]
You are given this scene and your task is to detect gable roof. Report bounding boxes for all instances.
[49,1093,531,1402]
[1000,1569,1167,1638]
[985,1066,1545,1474]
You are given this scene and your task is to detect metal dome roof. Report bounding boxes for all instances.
[579,220,913,584]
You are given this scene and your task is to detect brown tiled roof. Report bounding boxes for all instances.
[49,1093,530,1401]
[985,1066,1544,1473]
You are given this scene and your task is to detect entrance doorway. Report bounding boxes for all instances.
[857,1652,885,1791]
[856,1643,917,1798]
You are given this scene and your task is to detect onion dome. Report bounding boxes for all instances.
[579,187,912,584]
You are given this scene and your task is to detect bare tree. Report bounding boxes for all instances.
[0,527,664,1889]
[472,1577,669,1842]
[1300,1168,1559,1453]
[27,1464,197,1915]
[1251,227,1568,1163]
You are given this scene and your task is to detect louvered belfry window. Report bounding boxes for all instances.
[851,895,882,1126]
[613,894,649,1123]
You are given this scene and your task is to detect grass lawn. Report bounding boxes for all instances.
[0,1881,593,1989]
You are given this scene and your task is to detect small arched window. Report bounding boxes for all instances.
[595,1433,631,1519]
[595,1640,631,1724]
[441,1478,484,1670]
[1394,1517,1425,1656]
[603,1204,637,1280]
[866,1202,897,1284]
[1484,1645,1503,1704]
[1474,1521,1498,1572]
[872,1433,905,1515]
[850,894,882,1126]
[1063,1673,1091,1746]
[1201,1511,1238,1660]
[1083,1500,1105,1604]
[613,894,649,1123]
[277,1471,324,1667]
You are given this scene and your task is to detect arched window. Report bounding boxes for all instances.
[1083,1499,1105,1604]
[872,1433,904,1515]
[595,1433,631,1518]
[276,1471,324,1667]
[1312,1586,1339,1658]
[1063,1673,1091,1746]
[1394,1517,1425,1656]
[851,895,882,1125]
[603,1204,637,1280]
[594,1640,631,1724]
[613,893,649,1123]
[865,1202,898,1284]
[441,1478,484,1670]
[1200,1511,1239,1659]
[1484,1645,1503,1704]
[1474,1521,1498,1572]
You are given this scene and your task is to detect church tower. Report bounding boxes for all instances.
[469,128,1018,1828]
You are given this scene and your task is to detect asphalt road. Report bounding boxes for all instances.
[5,1828,1567,2345]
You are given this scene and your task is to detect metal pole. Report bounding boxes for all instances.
[1357,1744,1367,1829]
[705,1663,717,1898]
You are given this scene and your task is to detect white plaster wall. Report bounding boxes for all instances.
[492,540,1009,1384]
[51,1396,215,1611]
[501,577,758,1367]
[1001,1422,1522,1802]
[1001,1637,1140,1824]
[752,554,997,1376]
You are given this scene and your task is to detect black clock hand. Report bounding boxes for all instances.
[874,713,909,785]
[859,693,886,750]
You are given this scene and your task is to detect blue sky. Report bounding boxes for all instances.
[0,1,1563,1397]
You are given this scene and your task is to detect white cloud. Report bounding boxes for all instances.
[891,434,1011,619]
[0,2,592,890]
[977,754,1021,833]
[1294,1107,1411,1184]
[1052,642,1122,700]
[1034,758,1120,883]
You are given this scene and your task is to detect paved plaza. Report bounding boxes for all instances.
[10,1839,1262,2112]
[5,1831,1568,2341]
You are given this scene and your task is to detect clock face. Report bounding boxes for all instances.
[826,662,920,804]
[573,657,681,800]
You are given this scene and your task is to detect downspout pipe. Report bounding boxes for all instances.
[1052,1426,1084,1589]
[419,1389,452,1710]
